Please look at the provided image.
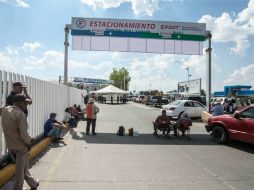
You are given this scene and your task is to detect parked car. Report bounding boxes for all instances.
[162,100,206,118]
[134,95,144,103]
[205,104,254,144]
[154,97,169,108]
[182,95,206,105]
[128,95,138,101]
[146,95,162,106]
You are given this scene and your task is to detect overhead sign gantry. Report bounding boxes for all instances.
[64,17,211,110]
[71,17,206,55]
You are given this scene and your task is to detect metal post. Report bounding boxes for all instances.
[187,67,189,94]
[186,66,191,94]
[59,75,61,84]
[64,24,71,85]
[206,31,212,112]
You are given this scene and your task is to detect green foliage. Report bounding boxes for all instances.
[201,89,206,96]
[109,67,131,90]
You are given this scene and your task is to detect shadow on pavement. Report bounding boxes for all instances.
[69,130,217,145]
[226,141,254,154]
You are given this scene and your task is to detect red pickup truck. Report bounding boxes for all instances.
[205,104,254,144]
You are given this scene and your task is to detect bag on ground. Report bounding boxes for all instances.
[128,128,134,136]
[117,125,125,136]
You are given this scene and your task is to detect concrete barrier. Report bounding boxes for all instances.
[0,137,52,187]
[201,111,212,123]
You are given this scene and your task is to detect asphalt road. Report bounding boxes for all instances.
[1,102,254,190]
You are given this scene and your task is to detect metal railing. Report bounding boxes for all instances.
[0,70,83,156]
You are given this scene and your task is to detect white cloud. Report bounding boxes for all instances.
[0,52,17,71]
[16,0,29,7]
[199,0,254,55]
[129,54,179,91]
[3,42,41,56]
[81,0,158,16]
[24,50,63,70]
[5,46,20,55]
[224,64,254,86]
[0,0,30,8]
[24,50,114,79]
[22,42,41,52]
[181,48,221,77]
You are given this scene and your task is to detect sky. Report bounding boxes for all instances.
[0,0,254,93]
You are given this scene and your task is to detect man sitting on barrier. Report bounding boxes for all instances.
[63,108,77,128]
[44,113,67,142]
[153,110,171,136]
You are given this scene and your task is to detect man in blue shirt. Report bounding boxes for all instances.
[44,113,66,142]
[212,101,224,116]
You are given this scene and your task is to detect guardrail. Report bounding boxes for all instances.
[0,70,83,156]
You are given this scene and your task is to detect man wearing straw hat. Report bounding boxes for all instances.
[1,94,39,190]
[85,98,99,135]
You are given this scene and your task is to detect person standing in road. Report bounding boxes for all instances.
[6,82,32,117]
[1,94,39,190]
[85,98,99,135]
[117,95,119,104]
[111,95,113,104]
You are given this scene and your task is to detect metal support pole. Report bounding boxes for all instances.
[187,67,189,94]
[186,66,191,94]
[206,31,212,112]
[64,24,71,85]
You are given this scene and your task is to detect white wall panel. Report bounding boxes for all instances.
[0,70,83,156]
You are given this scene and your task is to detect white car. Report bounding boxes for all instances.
[162,100,207,118]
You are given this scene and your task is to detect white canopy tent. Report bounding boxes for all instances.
[91,85,128,94]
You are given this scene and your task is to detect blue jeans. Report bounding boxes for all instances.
[47,127,61,138]
[69,118,77,128]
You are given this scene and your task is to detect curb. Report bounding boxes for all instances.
[0,137,52,187]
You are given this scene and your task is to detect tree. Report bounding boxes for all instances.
[109,67,131,90]
[201,89,206,96]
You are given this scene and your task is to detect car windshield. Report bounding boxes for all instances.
[168,101,182,106]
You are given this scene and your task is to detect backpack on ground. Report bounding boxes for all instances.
[117,125,125,136]
[128,128,134,136]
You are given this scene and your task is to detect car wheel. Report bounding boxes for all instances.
[178,111,184,119]
[211,126,227,144]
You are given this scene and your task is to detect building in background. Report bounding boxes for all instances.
[214,85,254,97]
[59,76,114,93]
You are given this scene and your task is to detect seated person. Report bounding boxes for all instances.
[211,101,224,116]
[173,113,192,136]
[77,105,85,120]
[63,108,77,128]
[70,104,79,121]
[153,110,171,136]
[44,113,67,142]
